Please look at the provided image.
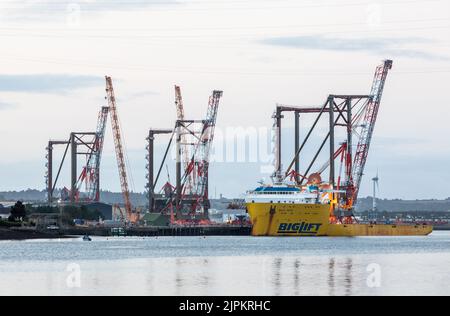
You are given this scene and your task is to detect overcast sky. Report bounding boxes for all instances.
[0,0,449,200]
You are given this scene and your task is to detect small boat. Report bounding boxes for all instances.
[82,235,92,241]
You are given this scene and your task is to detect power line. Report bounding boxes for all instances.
[0,25,449,41]
[1,54,450,77]
[2,17,450,32]
[0,0,445,12]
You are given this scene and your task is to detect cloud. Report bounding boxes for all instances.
[49,0,180,12]
[261,35,448,61]
[0,101,15,110]
[128,91,160,100]
[2,0,181,21]
[0,74,103,93]
[79,0,180,10]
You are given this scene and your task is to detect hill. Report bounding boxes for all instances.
[356,197,450,212]
[1,190,450,212]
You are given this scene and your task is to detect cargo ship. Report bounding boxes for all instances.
[245,182,432,237]
[245,60,432,237]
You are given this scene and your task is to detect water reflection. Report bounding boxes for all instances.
[328,258,335,296]
[198,259,210,288]
[1,234,449,296]
[145,260,154,294]
[175,258,184,296]
[326,258,355,296]
[272,258,282,296]
[293,259,301,296]
[344,258,353,296]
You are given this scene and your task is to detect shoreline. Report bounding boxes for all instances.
[0,228,74,241]
[1,226,448,241]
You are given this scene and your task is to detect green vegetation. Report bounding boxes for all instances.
[1,203,105,227]
[356,210,450,222]
[142,213,170,227]
[0,220,21,228]
[356,197,450,213]
[32,205,103,221]
[32,205,105,222]
[64,205,105,221]
[9,201,27,222]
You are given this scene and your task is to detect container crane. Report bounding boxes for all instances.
[150,89,223,216]
[351,60,393,204]
[105,76,134,223]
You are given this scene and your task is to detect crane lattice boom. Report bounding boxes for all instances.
[174,85,194,194]
[105,76,133,222]
[87,106,109,201]
[75,106,109,202]
[352,60,393,203]
[193,91,223,201]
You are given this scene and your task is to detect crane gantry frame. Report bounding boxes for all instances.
[275,60,393,221]
[46,106,108,205]
[146,89,223,217]
[46,77,136,224]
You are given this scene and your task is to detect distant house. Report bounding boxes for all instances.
[28,213,60,229]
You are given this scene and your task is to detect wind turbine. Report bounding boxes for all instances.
[371,171,380,221]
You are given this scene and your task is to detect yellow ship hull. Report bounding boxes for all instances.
[247,202,433,237]
[247,203,331,236]
[327,223,433,236]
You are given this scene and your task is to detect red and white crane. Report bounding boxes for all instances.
[152,89,223,215]
[172,90,223,213]
[174,85,194,194]
[351,60,393,203]
[192,90,223,208]
[76,106,109,202]
[105,76,135,223]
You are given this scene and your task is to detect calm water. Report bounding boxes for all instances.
[1,232,450,296]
